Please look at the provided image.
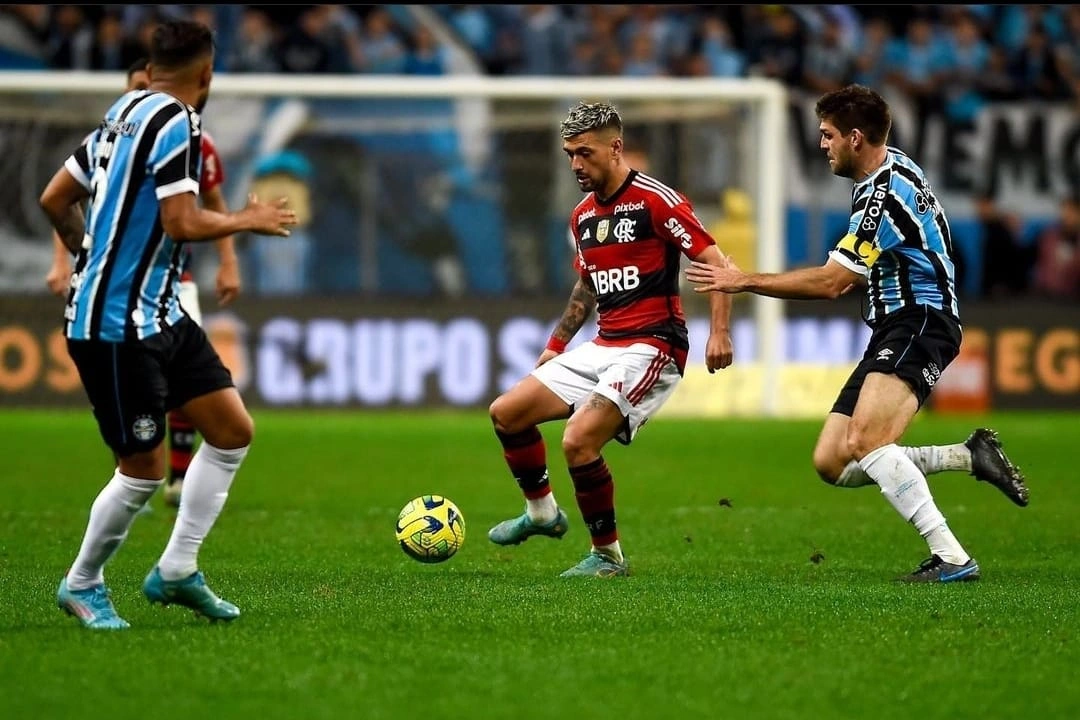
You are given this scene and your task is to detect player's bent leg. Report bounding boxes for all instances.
[488,376,575,547]
[847,373,918,459]
[813,413,862,486]
[489,375,572,436]
[852,372,975,574]
[180,387,253,451]
[561,392,629,572]
[145,388,250,621]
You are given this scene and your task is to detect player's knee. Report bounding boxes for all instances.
[560,427,597,467]
[488,395,511,433]
[812,446,842,485]
[845,423,880,462]
[489,394,525,435]
[205,410,254,450]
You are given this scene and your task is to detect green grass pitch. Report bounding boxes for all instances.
[1,408,1077,720]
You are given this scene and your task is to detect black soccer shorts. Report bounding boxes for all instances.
[831,304,962,416]
[66,316,234,456]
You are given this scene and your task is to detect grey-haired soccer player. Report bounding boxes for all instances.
[487,101,735,577]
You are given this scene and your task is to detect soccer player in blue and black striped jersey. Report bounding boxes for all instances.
[686,84,1029,584]
[39,19,296,629]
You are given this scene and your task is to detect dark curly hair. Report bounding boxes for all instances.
[815,85,892,146]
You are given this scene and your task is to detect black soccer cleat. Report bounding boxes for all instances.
[965,428,1029,508]
[899,555,980,583]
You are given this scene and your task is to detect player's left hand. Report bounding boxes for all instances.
[535,348,561,368]
[685,261,746,294]
[705,330,734,373]
[216,257,241,306]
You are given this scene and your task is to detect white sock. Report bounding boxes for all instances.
[859,444,970,565]
[595,540,624,564]
[836,461,876,487]
[67,470,162,591]
[157,442,248,581]
[904,444,972,474]
[835,443,973,488]
[526,491,558,525]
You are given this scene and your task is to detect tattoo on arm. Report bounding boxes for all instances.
[54,206,85,253]
[552,279,596,343]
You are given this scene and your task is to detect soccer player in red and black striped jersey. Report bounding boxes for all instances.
[487,101,735,577]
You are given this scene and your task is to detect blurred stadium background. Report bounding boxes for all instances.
[0,6,1077,719]
[0,4,1076,415]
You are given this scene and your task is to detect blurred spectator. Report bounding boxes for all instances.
[515,5,571,75]
[46,5,93,70]
[0,5,48,68]
[801,15,856,93]
[937,9,991,123]
[622,30,665,77]
[90,12,143,71]
[975,193,1033,298]
[883,16,945,154]
[358,7,407,74]
[1032,192,1080,300]
[1053,6,1080,103]
[278,6,334,74]
[445,5,499,71]
[1009,24,1069,101]
[405,25,449,76]
[747,7,805,86]
[226,7,279,72]
[977,46,1019,102]
[851,16,894,89]
[618,5,693,72]
[697,15,745,78]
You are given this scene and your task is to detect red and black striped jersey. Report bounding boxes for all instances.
[568,170,717,372]
[180,131,226,281]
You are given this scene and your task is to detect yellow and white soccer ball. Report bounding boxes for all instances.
[395,495,466,564]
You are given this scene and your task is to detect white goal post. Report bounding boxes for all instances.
[0,72,788,415]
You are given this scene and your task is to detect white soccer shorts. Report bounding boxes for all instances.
[178,279,203,327]
[532,340,681,444]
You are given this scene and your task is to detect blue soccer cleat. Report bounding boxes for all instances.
[899,555,980,583]
[488,508,570,546]
[57,576,130,630]
[559,550,630,578]
[143,567,240,621]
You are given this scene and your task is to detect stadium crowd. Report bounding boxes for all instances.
[2,5,1077,107]
[0,4,1076,300]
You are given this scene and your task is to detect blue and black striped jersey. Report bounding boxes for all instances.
[828,146,959,326]
[63,89,202,342]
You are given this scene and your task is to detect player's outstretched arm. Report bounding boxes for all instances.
[159,191,297,243]
[200,185,241,306]
[39,167,89,253]
[537,278,596,367]
[692,245,734,372]
[686,256,860,301]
